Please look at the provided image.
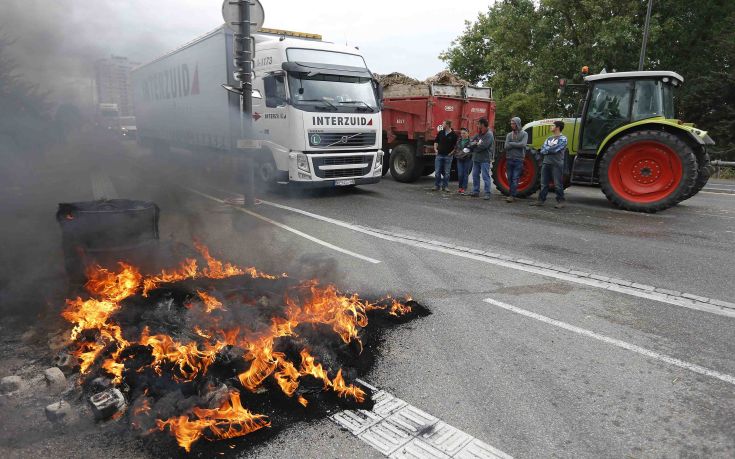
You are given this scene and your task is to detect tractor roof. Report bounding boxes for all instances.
[585,71,684,84]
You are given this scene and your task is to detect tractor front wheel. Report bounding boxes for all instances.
[599,130,697,213]
[492,152,542,198]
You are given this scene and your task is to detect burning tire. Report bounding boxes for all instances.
[600,130,697,212]
[492,151,541,198]
[389,143,420,182]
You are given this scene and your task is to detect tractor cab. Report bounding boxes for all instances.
[580,71,682,152]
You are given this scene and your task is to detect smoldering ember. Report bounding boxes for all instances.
[41,240,427,453]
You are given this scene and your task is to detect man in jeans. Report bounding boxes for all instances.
[432,120,457,192]
[504,116,528,203]
[530,120,567,208]
[466,118,494,199]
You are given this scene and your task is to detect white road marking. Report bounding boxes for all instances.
[183,187,381,264]
[332,380,512,458]
[249,199,735,319]
[483,298,735,387]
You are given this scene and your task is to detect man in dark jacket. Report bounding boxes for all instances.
[530,120,567,208]
[432,120,458,192]
[466,118,494,199]
[504,116,528,203]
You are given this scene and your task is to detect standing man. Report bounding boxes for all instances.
[466,118,494,200]
[504,117,528,203]
[530,120,567,208]
[432,120,457,192]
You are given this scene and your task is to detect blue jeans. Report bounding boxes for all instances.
[471,161,491,195]
[506,158,523,197]
[434,155,451,188]
[456,157,473,190]
[538,161,565,202]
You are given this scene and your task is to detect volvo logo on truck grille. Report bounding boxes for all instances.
[312,116,373,126]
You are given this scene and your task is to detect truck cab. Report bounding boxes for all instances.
[250,33,384,187]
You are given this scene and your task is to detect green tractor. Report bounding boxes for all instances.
[492,70,715,212]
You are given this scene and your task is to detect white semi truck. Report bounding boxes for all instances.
[131,27,383,188]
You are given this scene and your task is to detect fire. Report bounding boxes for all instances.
[156,391,270,452]
[59,242,414,451]
[197,290,224,313]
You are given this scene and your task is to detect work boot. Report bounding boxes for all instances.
[554,201,566,209]
[506,196,515,203]
[483,194,491,200]
[529,200,545,207]
[442,187,451,193]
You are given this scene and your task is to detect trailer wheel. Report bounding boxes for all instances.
[600,130,697,213]
[492,152,541,198]
[390,144,420,182]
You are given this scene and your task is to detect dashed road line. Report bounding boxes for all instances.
[483,298,735,387]
[251,198,735,319]
[183,187,381,264]
[332,380,512,458]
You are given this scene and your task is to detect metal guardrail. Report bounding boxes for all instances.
[712,160,735,179]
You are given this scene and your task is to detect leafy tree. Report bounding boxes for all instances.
[442,0,735,159]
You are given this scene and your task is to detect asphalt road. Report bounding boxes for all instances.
[1,136,733,458]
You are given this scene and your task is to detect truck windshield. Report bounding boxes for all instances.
[288,74,378,113]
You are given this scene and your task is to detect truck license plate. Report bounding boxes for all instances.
[335,179,355,186]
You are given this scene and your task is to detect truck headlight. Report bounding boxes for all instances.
[374,151,384,170]
[296,153,310,173]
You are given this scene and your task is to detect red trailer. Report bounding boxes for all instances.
[381,84,496,182]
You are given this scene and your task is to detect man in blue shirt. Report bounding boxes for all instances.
[530,120,567,208]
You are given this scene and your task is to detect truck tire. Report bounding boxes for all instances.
[599,130,697,213]
[390,144,421,182]
[254,152,278,189]
[492,152,541,198]
[678,152,711,202]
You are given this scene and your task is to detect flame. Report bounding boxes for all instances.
[134,398,152,416]
[197,290,224,313]
[59,243,389,451]
[389,298,412,317]
[155,391,270,452]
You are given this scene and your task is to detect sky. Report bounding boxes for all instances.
[0,0,491,107]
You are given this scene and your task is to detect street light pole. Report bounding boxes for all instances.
[638,0,654,71]
[233,0,255,207]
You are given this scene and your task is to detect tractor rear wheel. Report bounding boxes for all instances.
[492,151,542,198]
[599,130,697,213]
[678,152,711,202]
[389,143,421,182]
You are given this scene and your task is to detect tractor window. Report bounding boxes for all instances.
[661,83,675,119]
[582,81,632,150]
[632,80,664,121]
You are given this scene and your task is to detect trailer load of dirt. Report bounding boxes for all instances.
[377,70,475,98]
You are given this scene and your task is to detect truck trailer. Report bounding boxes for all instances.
[132,26,384,188]
[380,83,496,182]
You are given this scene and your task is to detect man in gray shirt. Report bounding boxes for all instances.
[504,116,528,203]
[466,118,494,199]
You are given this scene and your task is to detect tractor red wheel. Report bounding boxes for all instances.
[492,152,541,198]
[600,130,697,212]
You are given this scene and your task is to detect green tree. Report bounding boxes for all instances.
[442,0,735,158]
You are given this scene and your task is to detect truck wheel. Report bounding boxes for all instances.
[492,152,541,198]
[599,130,697,213]
[254,153,278,188]
[390,144,420,182]
[678,152,711,202]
